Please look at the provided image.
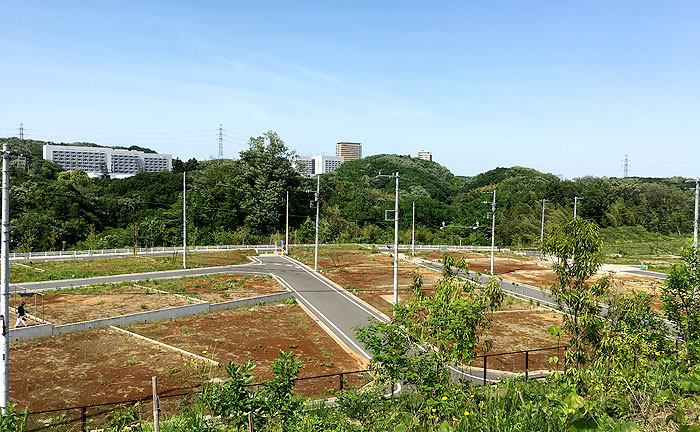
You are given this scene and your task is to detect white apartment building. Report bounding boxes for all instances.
[43,144,172,179]
[291,154,344,177]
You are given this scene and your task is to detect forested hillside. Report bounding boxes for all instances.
[0,134,695,252]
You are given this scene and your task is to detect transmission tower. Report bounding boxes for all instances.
[218,124,223,159]
[18,123,23,140]
[623,154,629,178]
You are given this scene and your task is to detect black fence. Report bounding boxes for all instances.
[20,346,567,431]
[22,369,372,432]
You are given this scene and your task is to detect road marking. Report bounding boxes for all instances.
[273,273,372,359]
[279,256,388,323]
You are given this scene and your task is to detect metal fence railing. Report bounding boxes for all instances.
[19,346,569,430]
[21,369,372,432]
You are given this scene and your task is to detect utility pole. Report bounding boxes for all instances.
[393,173,399,304]
[411,201,415,257]
[218,124,223,159]
[1,143,9,413]
[694,178,699,250]
[124,203,136,256]
[18,123,23,140]
[378,172,400,304]
[540,199,548,244]
[183,172,187,269]
[573,196,582,219]
[285,190,289,255]
[314,175,320,272]
[489,191,496,276]
[623,154,629,178]
[482,191,497,275]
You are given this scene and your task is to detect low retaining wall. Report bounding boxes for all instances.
[8,291,293,342]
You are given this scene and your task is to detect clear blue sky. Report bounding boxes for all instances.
[1,1,698,178]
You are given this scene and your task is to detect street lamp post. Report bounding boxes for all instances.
[540,198,548,245]
[285,190,289,255]
[123,202,136,256]
[378,172,399,305]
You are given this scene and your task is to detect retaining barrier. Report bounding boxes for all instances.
[8,291,293,342]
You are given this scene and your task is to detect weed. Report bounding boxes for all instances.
[126,355,140,366]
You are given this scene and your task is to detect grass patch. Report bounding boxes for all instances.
[10,249,257,283]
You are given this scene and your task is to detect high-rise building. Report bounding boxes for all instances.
[291,155,344,177]
[43,144,172,179]
[417,149,432,161]
[336,142,362,161]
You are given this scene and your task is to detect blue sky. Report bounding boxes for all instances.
[1,1,698,178]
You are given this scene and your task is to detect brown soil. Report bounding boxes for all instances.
[141,274,283,303]
[9,274,284,325]
[10,327,201,411]
[10,287,192,325]
[11,303,366,413]
[292,247,441,316]
[125,302,365,385]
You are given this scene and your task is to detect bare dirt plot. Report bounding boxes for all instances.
[125,302,365,386]
[11,274,284,325]
[9,327,202,411]
[10,286,193,325]
[291,247,441,315]
[10,249,256,283]
[141,274,284,304]
[293,247,563,363]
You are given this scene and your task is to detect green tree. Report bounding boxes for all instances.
[541,218,611,374]
[69,168,89,182]
[661,246,700,362]
[356,254,504,396]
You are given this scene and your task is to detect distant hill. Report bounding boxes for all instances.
[0,137,158,160]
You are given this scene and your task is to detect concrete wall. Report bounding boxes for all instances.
[210,292,292,312]
[8,292,293,342]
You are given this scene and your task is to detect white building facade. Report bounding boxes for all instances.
[291,155,344,177]
[43,144,172,179]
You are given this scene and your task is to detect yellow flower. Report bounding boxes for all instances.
[464,411,470,416]
[595,386,600,391]
[441,396,448,401]
[470,394,475,398]
[184,363,187,367]
[202,350,207,354]
[431,408,436,413]
[453,417,459,422]
[655,351,660,356]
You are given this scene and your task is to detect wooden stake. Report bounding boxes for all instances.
[248,412,254,432]
[152,376,160,432]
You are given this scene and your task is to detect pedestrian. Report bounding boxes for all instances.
[15,301,28,328]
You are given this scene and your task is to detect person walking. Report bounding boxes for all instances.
[15,301,28,328]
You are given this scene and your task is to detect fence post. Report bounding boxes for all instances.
[81,406,87,431]
[152,376,160,432]
[339,373,344,391]
[525,351,529,381]
[483,356,487,385]
[248,412,254,432]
